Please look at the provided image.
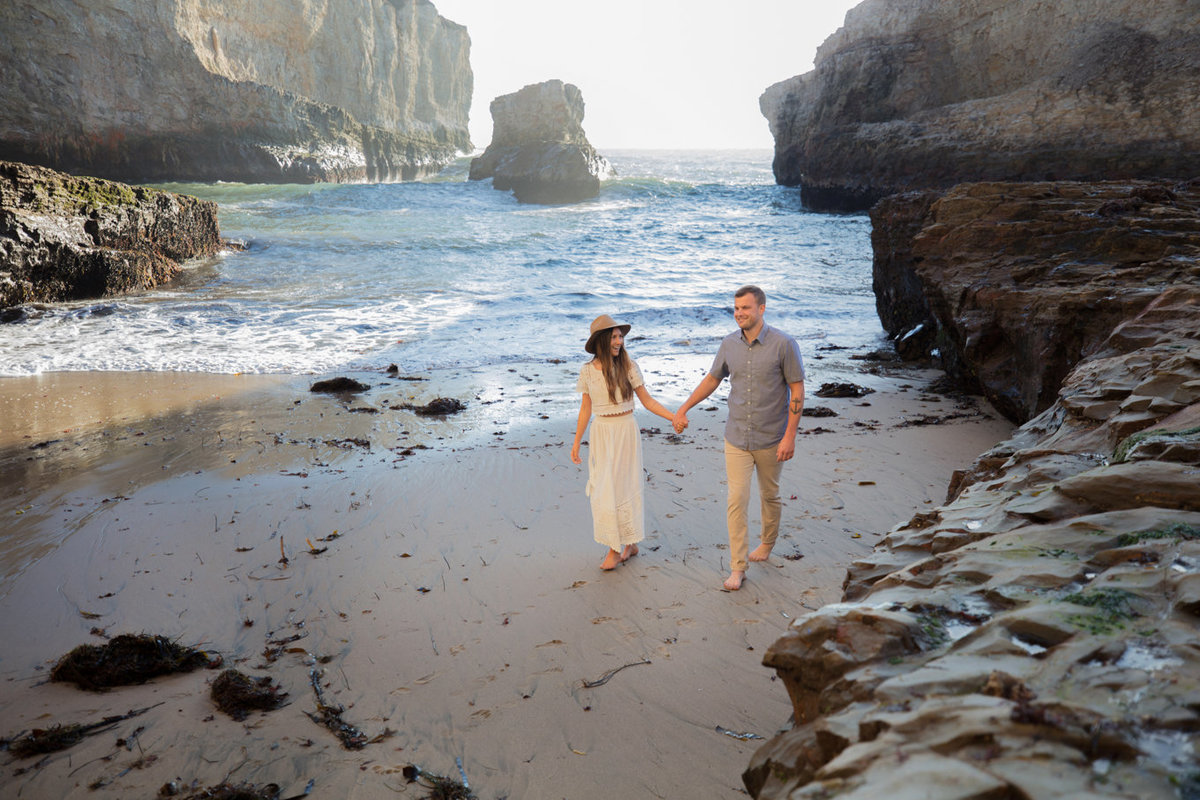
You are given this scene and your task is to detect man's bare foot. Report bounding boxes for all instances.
[723,570,745,591]
[620,543,639,562]
[600,549,622,570]
[748,543,773,562]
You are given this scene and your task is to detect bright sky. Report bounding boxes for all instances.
[432,0,863,151]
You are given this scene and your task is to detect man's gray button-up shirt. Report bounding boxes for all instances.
[709,323,805,451]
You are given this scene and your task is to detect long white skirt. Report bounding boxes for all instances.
[586,413,645,550]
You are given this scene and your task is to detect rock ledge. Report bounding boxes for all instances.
[1,161,222,309]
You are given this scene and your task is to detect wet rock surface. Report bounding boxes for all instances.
[1,160,222,308]
[468,80,613,204]
[760,0,1200,211]
[749,184,1200,799]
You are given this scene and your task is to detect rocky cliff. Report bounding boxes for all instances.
[761,0,1200,211]
[871,180,1200,423]
[469,80,613,204]
[1,160,223,309]
[0,0,472,183]
[747,182,1200,799]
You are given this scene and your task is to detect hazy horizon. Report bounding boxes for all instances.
[433,0,863,151]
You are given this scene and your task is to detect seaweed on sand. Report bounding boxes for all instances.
[399,397,467,416]
[164,782,281,799]
[3,704,160,758]
[211,669,288,720]
[310,377,369,394]
[50,633,218,690]
[402,765,478,800]
[305,669,392,750]
[6,723,88,758]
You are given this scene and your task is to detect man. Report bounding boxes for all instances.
[673,285,804,590]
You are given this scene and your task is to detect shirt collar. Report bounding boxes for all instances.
[741,322,769,345]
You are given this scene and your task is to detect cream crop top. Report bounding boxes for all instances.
[576,359,644,416]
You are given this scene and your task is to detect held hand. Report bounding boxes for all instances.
[672,409,689,434]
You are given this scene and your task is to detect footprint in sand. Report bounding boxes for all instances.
[370,764,408,776]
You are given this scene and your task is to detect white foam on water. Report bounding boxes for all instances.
[1,151,882,377]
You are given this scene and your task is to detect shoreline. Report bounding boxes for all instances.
[0,361,1013,798]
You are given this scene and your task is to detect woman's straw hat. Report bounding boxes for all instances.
[585,314,631,354]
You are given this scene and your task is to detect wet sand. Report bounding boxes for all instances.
[0,361,1012,799]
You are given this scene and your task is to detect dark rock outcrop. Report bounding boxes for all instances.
[761,0,1200,211]
[0,0,472,184]
[749,184,1200,799]
[469,80,613,204]
[870,179,1200,423]
[1,160,222,308]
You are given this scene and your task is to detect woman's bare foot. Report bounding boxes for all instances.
[723,570,745,591]
[748,543,773,562]
[620,543,639,562]
[600,549,622,570]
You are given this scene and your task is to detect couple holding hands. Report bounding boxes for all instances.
[570,286,806,591]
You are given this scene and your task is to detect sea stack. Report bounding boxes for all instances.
[0,160,222,309]
[760,0,1200,211]
[0,0,473,184]
[469,80,614,204]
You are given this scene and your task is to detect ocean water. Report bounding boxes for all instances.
[0,150,881,377]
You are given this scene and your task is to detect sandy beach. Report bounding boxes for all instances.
[0,358,1012,799]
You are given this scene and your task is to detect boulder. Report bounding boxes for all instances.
[469,80,614,204]
[0,0,472,184]
[761,0,1200,211]
[1,160,222,308]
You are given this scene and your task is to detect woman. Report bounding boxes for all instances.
[571,314,676,570]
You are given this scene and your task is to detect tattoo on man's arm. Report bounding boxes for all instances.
[790,399,803,414]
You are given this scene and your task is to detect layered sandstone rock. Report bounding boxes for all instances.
[469,80,613,204]
[870,180,1200,423]
[761,0,1200,211]
[0,160,221,308]
[747,187,1200,799]
[0,0,472,183]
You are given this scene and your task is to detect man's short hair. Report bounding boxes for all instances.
[735,285,766,306]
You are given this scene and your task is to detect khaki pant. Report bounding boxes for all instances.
[724,440,784,572]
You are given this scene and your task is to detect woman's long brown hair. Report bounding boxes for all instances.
[592,328,633,405]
